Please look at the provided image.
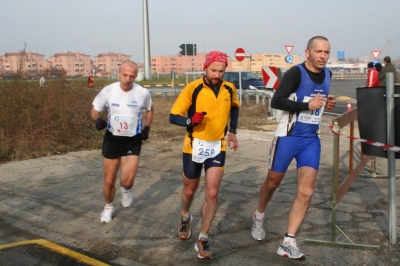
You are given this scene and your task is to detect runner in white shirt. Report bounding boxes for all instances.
[91,61,154,223]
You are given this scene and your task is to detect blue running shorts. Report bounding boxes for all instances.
[269,136,321,172]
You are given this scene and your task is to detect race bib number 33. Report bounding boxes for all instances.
[192,138,221,163]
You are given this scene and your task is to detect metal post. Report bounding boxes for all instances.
[143,0,151,80]
[331,121,339,243]
[239,63,242,104]
[385,72,397,245]
[185,44,188,86]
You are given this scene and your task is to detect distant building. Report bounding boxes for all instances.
[47,51,91,77]
[230,53,301,73]
[150,52,232,75]
[93,52,131,77]
[1,51,46,76]
[0,56,3,76]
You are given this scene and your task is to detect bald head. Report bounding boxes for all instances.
[118,60,138,91]
[307,36,329,50]
[119,60,138,72]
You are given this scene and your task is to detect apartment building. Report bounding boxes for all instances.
[150,52,232,75]
[1,51,47,76]
[230,53,301,72]
[93,52,131,76]
[0,56,3,75]
[47,51,91,77]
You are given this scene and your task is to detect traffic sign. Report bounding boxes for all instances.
[179,44,196,56]
[235,48,245,62]
[337,51,346,61]
[285,55,293,64]
[262,66,279,89]
[285,45,294,54]
[371,50,381,59]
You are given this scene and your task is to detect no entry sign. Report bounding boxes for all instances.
[235,48,245,62]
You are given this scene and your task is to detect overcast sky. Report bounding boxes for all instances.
[1,0,399,63]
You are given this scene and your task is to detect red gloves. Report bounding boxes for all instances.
[191,112,207,126]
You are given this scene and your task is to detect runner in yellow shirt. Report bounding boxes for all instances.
[169,50,240,259]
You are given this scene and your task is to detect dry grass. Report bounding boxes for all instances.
[0,77,275,162]
[148,95,275,141]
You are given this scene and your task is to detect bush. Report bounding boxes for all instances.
[0,77,103,161]
[0,77,274,162]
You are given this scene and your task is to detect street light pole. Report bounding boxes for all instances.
[143,0,151,80]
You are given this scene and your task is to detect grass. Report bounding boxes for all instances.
[0,76,275,162]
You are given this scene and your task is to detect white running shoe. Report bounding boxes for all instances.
[277,236,305,260]
[251,212,265,241]
[100,206,114,223]
[121,187,133,207]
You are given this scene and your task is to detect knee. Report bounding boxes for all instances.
[183,185,197,198]
[263,178,280,192]
[205,188,219,202]
[297,186,314,200]
[103,175,116,189]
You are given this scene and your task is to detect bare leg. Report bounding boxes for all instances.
[200,167,224,234]
[286,166,317,235]
[102,157,121,204]
[257,169,285,213]
[119,155,140,189]
[181,176,200,215]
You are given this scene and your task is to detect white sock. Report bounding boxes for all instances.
[255,210,264,220]
[199,232,208,240]
[105,203,113,208]
[121,187,130,192]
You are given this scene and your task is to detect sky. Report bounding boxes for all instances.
[1,0,400,63]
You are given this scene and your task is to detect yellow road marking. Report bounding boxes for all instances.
[0,239,109,266]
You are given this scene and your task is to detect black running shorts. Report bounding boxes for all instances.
[102,130,142,159]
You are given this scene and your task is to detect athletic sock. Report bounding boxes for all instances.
[285,233,295,238]
[105,203,113,208]
[181,212,190,221]
[199,232,208,240]
[255,210,264,220]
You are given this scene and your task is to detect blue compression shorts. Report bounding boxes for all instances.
[268,136,321,172]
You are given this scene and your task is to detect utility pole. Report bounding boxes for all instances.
[143,0,151,80]
[386,40,391,56]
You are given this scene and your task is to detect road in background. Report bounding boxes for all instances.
[329,79,365,114]
[149,79,367,115]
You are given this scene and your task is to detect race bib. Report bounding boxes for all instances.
[297,96,325,124]
[110,115,137,136]
[192,138,221,163]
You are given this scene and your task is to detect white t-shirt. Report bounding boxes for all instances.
[92,82,153,137]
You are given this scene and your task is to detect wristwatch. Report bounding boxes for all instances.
[229,128,237,134]
[186,118,191,126]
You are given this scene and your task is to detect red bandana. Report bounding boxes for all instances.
[203,50,228,70]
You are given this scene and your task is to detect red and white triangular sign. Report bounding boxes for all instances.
[285,45,294,54]
[371,50,381,59]
[262,66,279,89]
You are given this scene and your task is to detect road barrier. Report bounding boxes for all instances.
[305,107,380,250]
